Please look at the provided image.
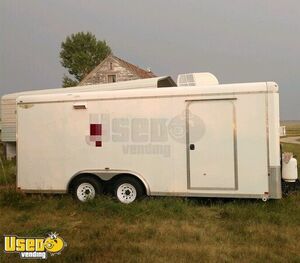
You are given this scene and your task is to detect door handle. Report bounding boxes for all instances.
[190,144,195,150]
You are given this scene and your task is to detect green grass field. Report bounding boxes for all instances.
[0,124,300,262]
[281,121,300,137]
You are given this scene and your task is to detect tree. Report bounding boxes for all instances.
[60,32,112,87]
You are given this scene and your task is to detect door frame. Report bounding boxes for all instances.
[185,98,239,190]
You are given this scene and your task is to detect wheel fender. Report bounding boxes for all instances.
[68,170,150,195]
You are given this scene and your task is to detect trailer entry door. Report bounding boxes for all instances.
[187,99,238,190]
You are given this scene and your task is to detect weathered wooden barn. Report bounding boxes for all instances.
[79,55,156,86]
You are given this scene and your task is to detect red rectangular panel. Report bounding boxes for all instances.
[90,124,102,136]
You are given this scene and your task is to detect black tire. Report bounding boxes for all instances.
[113,176,144,204]
[72,176,102,202]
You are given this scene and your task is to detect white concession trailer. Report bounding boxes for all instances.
[12,78,298,203]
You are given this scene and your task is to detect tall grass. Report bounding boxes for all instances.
[1,193,300,262]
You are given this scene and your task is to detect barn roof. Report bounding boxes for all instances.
[79,55,156,85]
[112,55,156,78]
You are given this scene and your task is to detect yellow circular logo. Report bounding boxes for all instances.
[44,235,66,254]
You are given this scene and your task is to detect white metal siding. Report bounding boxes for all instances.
[0,77,174,143]
[1,99,16,142]
[17,84,274,197]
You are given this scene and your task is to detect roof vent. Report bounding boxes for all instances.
[177,72,219,86]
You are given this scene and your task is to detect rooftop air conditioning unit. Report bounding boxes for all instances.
[177,72,219,86]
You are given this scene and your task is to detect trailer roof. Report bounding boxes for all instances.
[2,76,176,100]
[17,81,278,104]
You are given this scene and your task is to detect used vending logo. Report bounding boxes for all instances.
[4,232,67,259]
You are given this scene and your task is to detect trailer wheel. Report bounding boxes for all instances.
[114,176,144,204]
[72,177,102,202]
